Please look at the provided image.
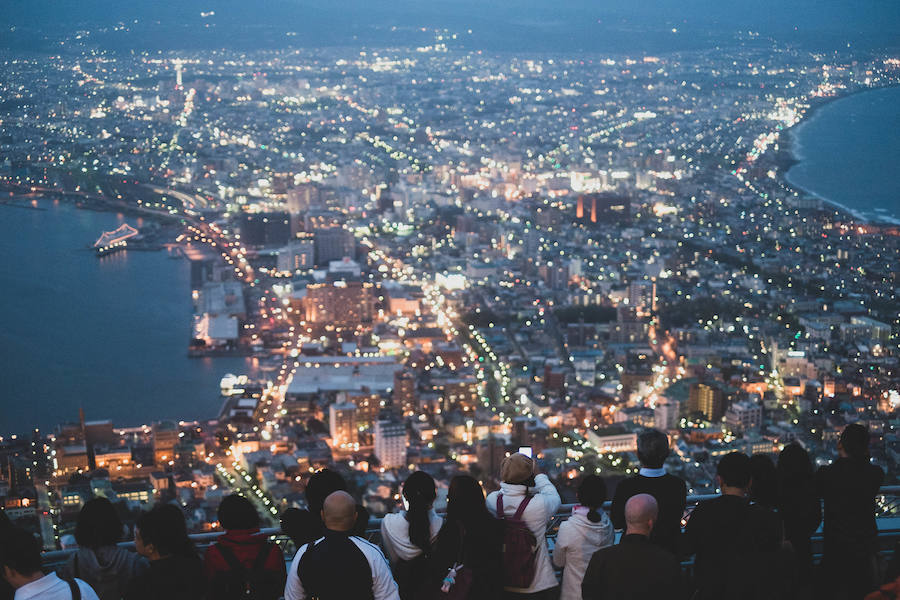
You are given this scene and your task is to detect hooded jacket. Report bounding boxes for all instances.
[57,546,148,600]
[485,473,562,594]
[552,507,615,600]
[380,510,443,563]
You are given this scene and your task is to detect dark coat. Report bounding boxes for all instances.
[581,534,682,600]
[124,554,204,600]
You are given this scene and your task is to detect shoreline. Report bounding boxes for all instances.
[778,84,900,226]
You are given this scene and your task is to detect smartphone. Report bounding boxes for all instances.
[518,446,533,458]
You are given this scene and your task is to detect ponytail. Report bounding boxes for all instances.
[587,507,602,523]
[403,471,437,555]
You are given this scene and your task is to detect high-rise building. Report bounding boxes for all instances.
[393,369,418,416]
[654,399,680,430]
[374,416,407,469]
[725,400,763,432]
[314,227,355,265]
[329,402,358,450]
[238,212,291,248]
[688,383,726,422]
[304,281,375,327]
[277,238,315,273]
[152,421,179,465]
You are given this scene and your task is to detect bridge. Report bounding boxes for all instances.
[94,224,139,248]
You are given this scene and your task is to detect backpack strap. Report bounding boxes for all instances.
[251,541,276,574]
[66,578,82,600]
[512,495,533,520]
[215,543,247,576]
[496,493,505,519]
[73,553,79,579]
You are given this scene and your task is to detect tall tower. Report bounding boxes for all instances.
[174,59,184,90]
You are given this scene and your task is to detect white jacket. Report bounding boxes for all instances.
[552,507,615,600]
[380,509,443,563]
[485,473,562,593]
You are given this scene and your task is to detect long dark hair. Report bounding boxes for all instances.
[403,471,437,555]
[75,497,123,548]
[577,475,607,523]
[136,504,197,560]
[749,454,778,508]
[777,443,814,494]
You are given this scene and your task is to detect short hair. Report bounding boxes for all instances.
[305,469,347,514]
[637,428,670,469]
[218,494,260,530]
[717,452,752,489]
[136,504,196,559]
[75,497,122,548]
[0,527,42,576]
[841,423,870,459]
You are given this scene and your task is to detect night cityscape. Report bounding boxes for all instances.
[0,2,898,599]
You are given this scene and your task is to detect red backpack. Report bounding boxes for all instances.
[496,493,538,588]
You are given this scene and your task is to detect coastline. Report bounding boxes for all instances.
[779,84,900,226]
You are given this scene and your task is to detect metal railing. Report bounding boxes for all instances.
[42,486,900,570]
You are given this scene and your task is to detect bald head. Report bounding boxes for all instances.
[322,491,357,532]
[624,493,658,536]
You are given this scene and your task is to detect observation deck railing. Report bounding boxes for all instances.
[41,486,900,571]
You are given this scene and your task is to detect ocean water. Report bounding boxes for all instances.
[786,86,900,223]
[0,199,259,434]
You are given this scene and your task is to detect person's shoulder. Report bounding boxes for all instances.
[662,473,687,489]
[75,578,102,600]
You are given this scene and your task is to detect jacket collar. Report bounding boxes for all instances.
[14,573,65,600]
[621,533,651,544]
[220,528,263,545]
[639,467,666,478]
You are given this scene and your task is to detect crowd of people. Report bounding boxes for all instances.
[0,423,891,600]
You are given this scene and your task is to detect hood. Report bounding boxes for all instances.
[567,508,614,544]
[382,510,443,561]
[498,481,530,499]
[75,546,143,580]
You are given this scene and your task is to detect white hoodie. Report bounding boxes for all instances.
[552,507,615,600]
[380,509,443,563]
[485,473,562,594]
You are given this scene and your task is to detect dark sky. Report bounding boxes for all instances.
[3,0,899,52]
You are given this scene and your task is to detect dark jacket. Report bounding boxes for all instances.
[284,505,370,548]
[582,534,682,600]
[203,529,286,599]
[686,495,782,600]
[57,546,149,600]
[611,473,687,555]
[124,554,204,600]
[778,478,821,576]
[425,518,504,600]
[816,456,884,559]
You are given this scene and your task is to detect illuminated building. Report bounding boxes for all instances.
[374,416,407,469]
[152,422,179,465]
[688,383,726,422]
[304,281,375,327]
[329,402,358,450]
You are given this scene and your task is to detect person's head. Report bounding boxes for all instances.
[445,475,489,526]
[218,494,260,531]
[839,423,870,460]
[637,428,670,469]
[280,507,305,546]
[402,471,437,553]
[305,469,347,515]
[624,494,658,537]
[500,452,534,485]
[777,443,813,488]
[75,497,122,549]
[749,454,777,507]
[717,452,752,494]
[321,491,357,532]
[135,504,196,561]
[0,527,44,589]
[576,475,607,523]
